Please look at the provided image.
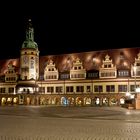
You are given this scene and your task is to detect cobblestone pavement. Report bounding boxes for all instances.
[0,106,140,140]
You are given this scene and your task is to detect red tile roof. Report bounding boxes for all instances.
[0,47,139,75]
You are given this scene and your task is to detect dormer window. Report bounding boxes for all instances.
[99,54,117,78]
[5,64,17,82]
[118,70,129,77]
[70,57,86,80]
[44,59,58,80]
[131,52,140,77]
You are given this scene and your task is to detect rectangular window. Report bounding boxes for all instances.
[30,59,34,69]
[118,85,127,92]
[137,70,140,76]
[118,70,129,77]
[104,65,107,68]
[101,72,115,77]
[78,74,84,78]
[8,87,14,93]
[106,85,115,92]
[87,86,91,92]
[66,86,73,92]
[0,88,5,93]
[93,73,98,78]
[108,64,111,68]
[56,86,63,93]
[88,72,98,78]
[40,75,44,80]
[47,87,54,93]
[60,74,69,79]
[39,87,45,93]
[130,85,135,92]
[76,86,84,92]
[94,85,103,92]
[130,85,139,92]
[54,75,57,79]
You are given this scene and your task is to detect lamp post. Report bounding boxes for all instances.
[132,62,140,109]
[134,64,137,92]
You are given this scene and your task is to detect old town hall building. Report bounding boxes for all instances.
[0,19,140,107]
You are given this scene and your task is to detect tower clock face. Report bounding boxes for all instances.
[23,56,28,64]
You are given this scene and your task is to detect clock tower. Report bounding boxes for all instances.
[20,19,39,80]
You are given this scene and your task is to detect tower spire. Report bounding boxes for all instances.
[22,18,38,49]
[26,19,34,41]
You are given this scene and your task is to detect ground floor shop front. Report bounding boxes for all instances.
[0,93,126,107]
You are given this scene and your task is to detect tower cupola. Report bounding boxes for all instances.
[22,19,38,49]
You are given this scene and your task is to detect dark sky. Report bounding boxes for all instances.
[0,4,140,60]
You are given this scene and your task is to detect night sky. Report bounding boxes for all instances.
[0,4,140,60]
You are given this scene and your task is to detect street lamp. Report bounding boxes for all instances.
[134,64,137,92]
[126,64,137,101]
[126,91,131,97]
[136,87,140,93]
